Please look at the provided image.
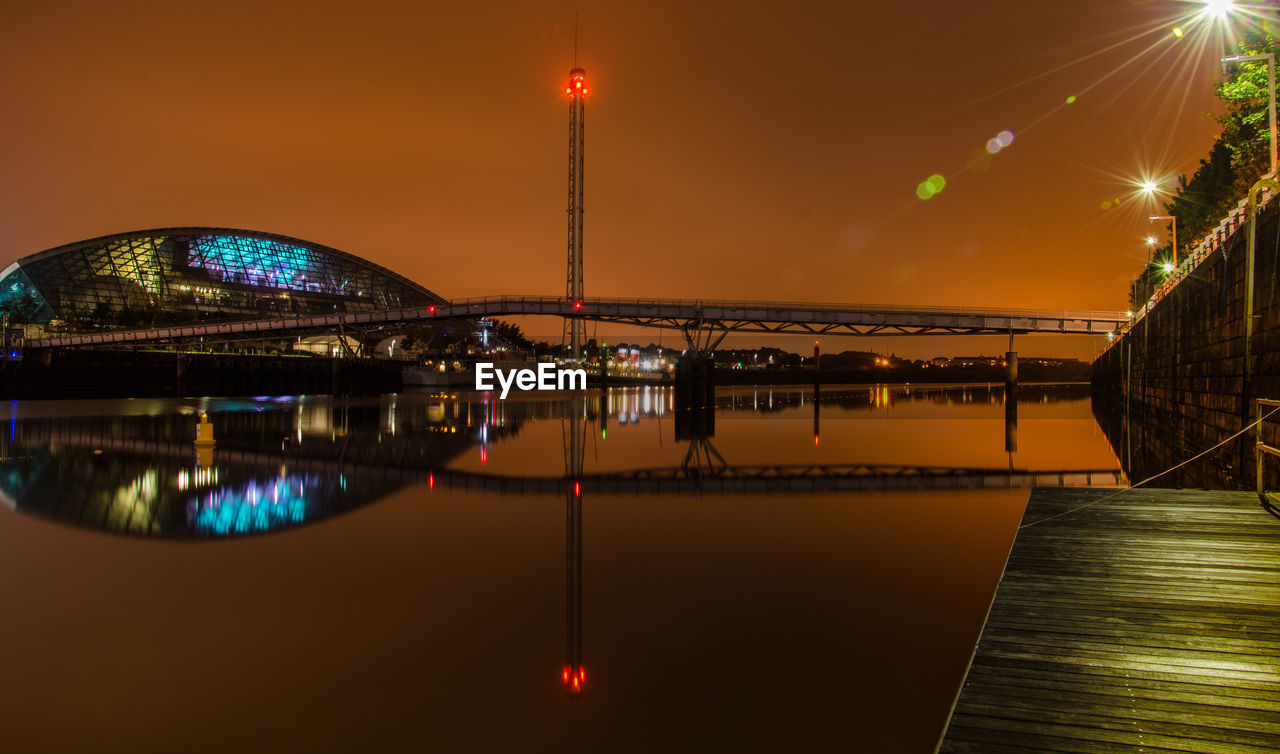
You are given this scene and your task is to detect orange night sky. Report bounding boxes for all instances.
[0,0,1254,359]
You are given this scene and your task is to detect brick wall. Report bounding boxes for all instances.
[1092,200,1280,491]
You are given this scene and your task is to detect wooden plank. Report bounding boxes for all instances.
[938,488,1280,753]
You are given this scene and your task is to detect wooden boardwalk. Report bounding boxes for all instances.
[938,487,1280,753]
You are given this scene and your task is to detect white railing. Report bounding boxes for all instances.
[1100,187,1276,356]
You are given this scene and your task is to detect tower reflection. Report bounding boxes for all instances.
[563,397,586,695]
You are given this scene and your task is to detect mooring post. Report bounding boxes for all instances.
[813,342,821,387]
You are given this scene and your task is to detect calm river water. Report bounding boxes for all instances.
[0,383,1121,753]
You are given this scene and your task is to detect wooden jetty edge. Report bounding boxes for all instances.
[937,487,1280,753]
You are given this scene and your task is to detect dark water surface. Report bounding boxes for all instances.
[0,384,1121,753]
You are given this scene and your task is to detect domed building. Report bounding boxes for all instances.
[0,228,443,328]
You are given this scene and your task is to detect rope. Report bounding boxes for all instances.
[1019,405,1280,530]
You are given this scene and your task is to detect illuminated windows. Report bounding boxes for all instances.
[0,228,442,326]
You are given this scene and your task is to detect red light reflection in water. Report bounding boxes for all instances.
[561,666,586,694]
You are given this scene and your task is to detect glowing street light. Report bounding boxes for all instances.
[1202,0,1235,19]
[1142,180,1159,194]
[1222,51,1277,178]
[1149,215,1178,267]
[1162,261,1175,274]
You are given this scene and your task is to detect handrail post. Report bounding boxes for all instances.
[1258,399,1265,499]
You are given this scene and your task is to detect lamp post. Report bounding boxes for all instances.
[1149,215,1178,267]
[1221,52,1277,178]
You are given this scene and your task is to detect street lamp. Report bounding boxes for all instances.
[1221,52,1277,178]
[1149,215,1178,267]
[1203,0,1235,19]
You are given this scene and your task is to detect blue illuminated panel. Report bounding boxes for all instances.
[0,267,49,321]
[189,235,356,297]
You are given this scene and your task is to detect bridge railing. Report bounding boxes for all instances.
[448,294,1125,321]
[25,295,1127,348]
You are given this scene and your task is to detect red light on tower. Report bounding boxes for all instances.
[428,305,436,313]
[573,301,583,310]
[568,68,586,95]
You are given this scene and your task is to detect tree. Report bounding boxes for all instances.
[1217,31,1278,197]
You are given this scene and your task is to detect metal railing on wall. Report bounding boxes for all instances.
[1099,188,1277,357]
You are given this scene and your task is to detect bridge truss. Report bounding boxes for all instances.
[28,296,1127,350]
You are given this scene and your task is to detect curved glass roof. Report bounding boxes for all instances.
[0,228,443,327]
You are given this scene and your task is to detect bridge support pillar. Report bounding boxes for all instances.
[675,353,715,412]
[1005,330,1018,388]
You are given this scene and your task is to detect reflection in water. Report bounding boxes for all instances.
[0,384,1122,538]
[0,384,1124,752]
[0,443,408,538]
[189,473,326,536]
[1091,385,1244,489]
[564,399,586,695]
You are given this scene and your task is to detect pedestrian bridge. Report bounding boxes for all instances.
[27,295,1127,349]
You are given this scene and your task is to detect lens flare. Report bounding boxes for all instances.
[1202,0,1234,20]
[916,174,947,200]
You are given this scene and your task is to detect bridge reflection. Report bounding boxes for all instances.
[0,384,1121,539]
[0,386,1122,706]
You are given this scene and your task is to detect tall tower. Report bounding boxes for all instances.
[566,66,586,362]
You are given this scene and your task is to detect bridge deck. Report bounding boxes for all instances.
[938,487,1280,753]
[27,295,1127,348]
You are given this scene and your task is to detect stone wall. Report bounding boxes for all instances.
[1092,199,1280,490]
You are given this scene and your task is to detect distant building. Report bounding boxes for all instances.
[0,227,443,328]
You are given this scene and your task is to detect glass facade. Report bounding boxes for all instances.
[0,228,442,328]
